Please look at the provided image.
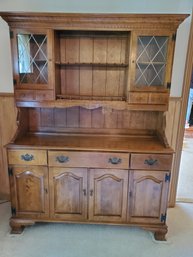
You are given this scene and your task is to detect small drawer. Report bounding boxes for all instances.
[129,92,149,104]
[130,154,172,170]
[48,151,129,169]
[15,90,36,101]
[8,149,47,165]
[36,90,54,101]
[148,93,169,105]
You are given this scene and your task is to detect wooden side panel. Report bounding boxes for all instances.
[0,95,17,199]
[165,97,182,207]
[49,167,87,220]
[89,169,128,222]
[165,98,181,149]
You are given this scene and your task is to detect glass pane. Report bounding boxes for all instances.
[17,33,48,84]
[135,36,168,86]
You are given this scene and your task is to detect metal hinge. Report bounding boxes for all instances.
[11,207,16,216]
[165,173,171,182]
[13,79,17,86]
[167,82,171,89]
[8,167,13,176]
[172,33,176,41]
[161,213,167,222]
[10,31,14,39]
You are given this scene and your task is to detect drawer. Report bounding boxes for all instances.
[8,149,47,165]
[128,92,149,104]
[36,90,55,101]
[15,90,36,101]
[48,151,129,169]
[130,154,172,170]
[148,93,169,105]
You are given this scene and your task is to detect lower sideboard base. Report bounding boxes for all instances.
[9,217,168,241]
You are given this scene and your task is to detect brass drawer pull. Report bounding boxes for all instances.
[56,155,69,163]
[144,158,158,166]
[108,157,122,165]
[21,154,34,162]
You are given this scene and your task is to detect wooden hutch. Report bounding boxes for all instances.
[0,12,188,240]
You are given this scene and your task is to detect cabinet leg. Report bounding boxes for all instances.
[154,231,167,241]
[9,218,34,234]
[10,224,25,234]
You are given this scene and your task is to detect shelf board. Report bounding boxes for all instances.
[57,95,126,101]
[16,99,168,111]
[9,133,173,153]
[55,62,128,67]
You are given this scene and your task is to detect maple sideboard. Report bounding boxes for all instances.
[0,12,189,240]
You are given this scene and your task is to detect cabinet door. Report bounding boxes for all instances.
[49,168,87,220]
[89,169,128,223]
[11,29,54,98]
[128,170,170,224]
[10,166,49,218]
[130,32,174,90]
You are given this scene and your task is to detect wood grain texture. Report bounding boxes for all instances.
[89,168,128,222]
[49,167,87,220]
[0,95,17,199]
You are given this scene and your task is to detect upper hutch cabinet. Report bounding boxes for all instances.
[11,29,55,101]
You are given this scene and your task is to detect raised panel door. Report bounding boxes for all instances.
[128,170,170,224]
[89,169,128,223]
[10,166,49,218]
[49,167,87,220]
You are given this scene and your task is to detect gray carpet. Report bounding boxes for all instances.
[0,202,193,257]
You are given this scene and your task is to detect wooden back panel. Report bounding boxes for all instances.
[29,107,159,134]
[55,31,129,100]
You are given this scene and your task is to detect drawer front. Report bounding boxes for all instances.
[148,93,169,105]
[36,90,54,101]
[128,92,149,104]
[8,150,47,165]
[48,151,129,169]
[15,90,36,101]
[130,154,172,170]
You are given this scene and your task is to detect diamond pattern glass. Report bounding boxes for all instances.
[135,36,168,86]
[17,34,48,84]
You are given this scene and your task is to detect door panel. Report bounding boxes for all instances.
[49,167,87,220]
[89,169,128,223]
[11,166,49,218]
[128,170,170,224]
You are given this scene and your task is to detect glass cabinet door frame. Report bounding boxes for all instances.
[129,30,175,92]
[11,28,54,90]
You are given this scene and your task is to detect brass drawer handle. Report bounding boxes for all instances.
[21,154,34,162]
[144,158,158,166]
[56,155,69,163]
[108,157,122,165]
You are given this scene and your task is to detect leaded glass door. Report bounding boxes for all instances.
[12,29,53,90]
[17,33,48,84]
[131,33,174,89]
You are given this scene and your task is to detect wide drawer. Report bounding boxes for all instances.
[48,151,129,169]
[130,154,173,170]
[8,149,47,165]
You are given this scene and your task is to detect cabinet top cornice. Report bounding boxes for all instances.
[0,12,189,30]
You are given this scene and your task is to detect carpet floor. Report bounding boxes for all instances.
[177,137,193,202]
[0,202,193,257]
